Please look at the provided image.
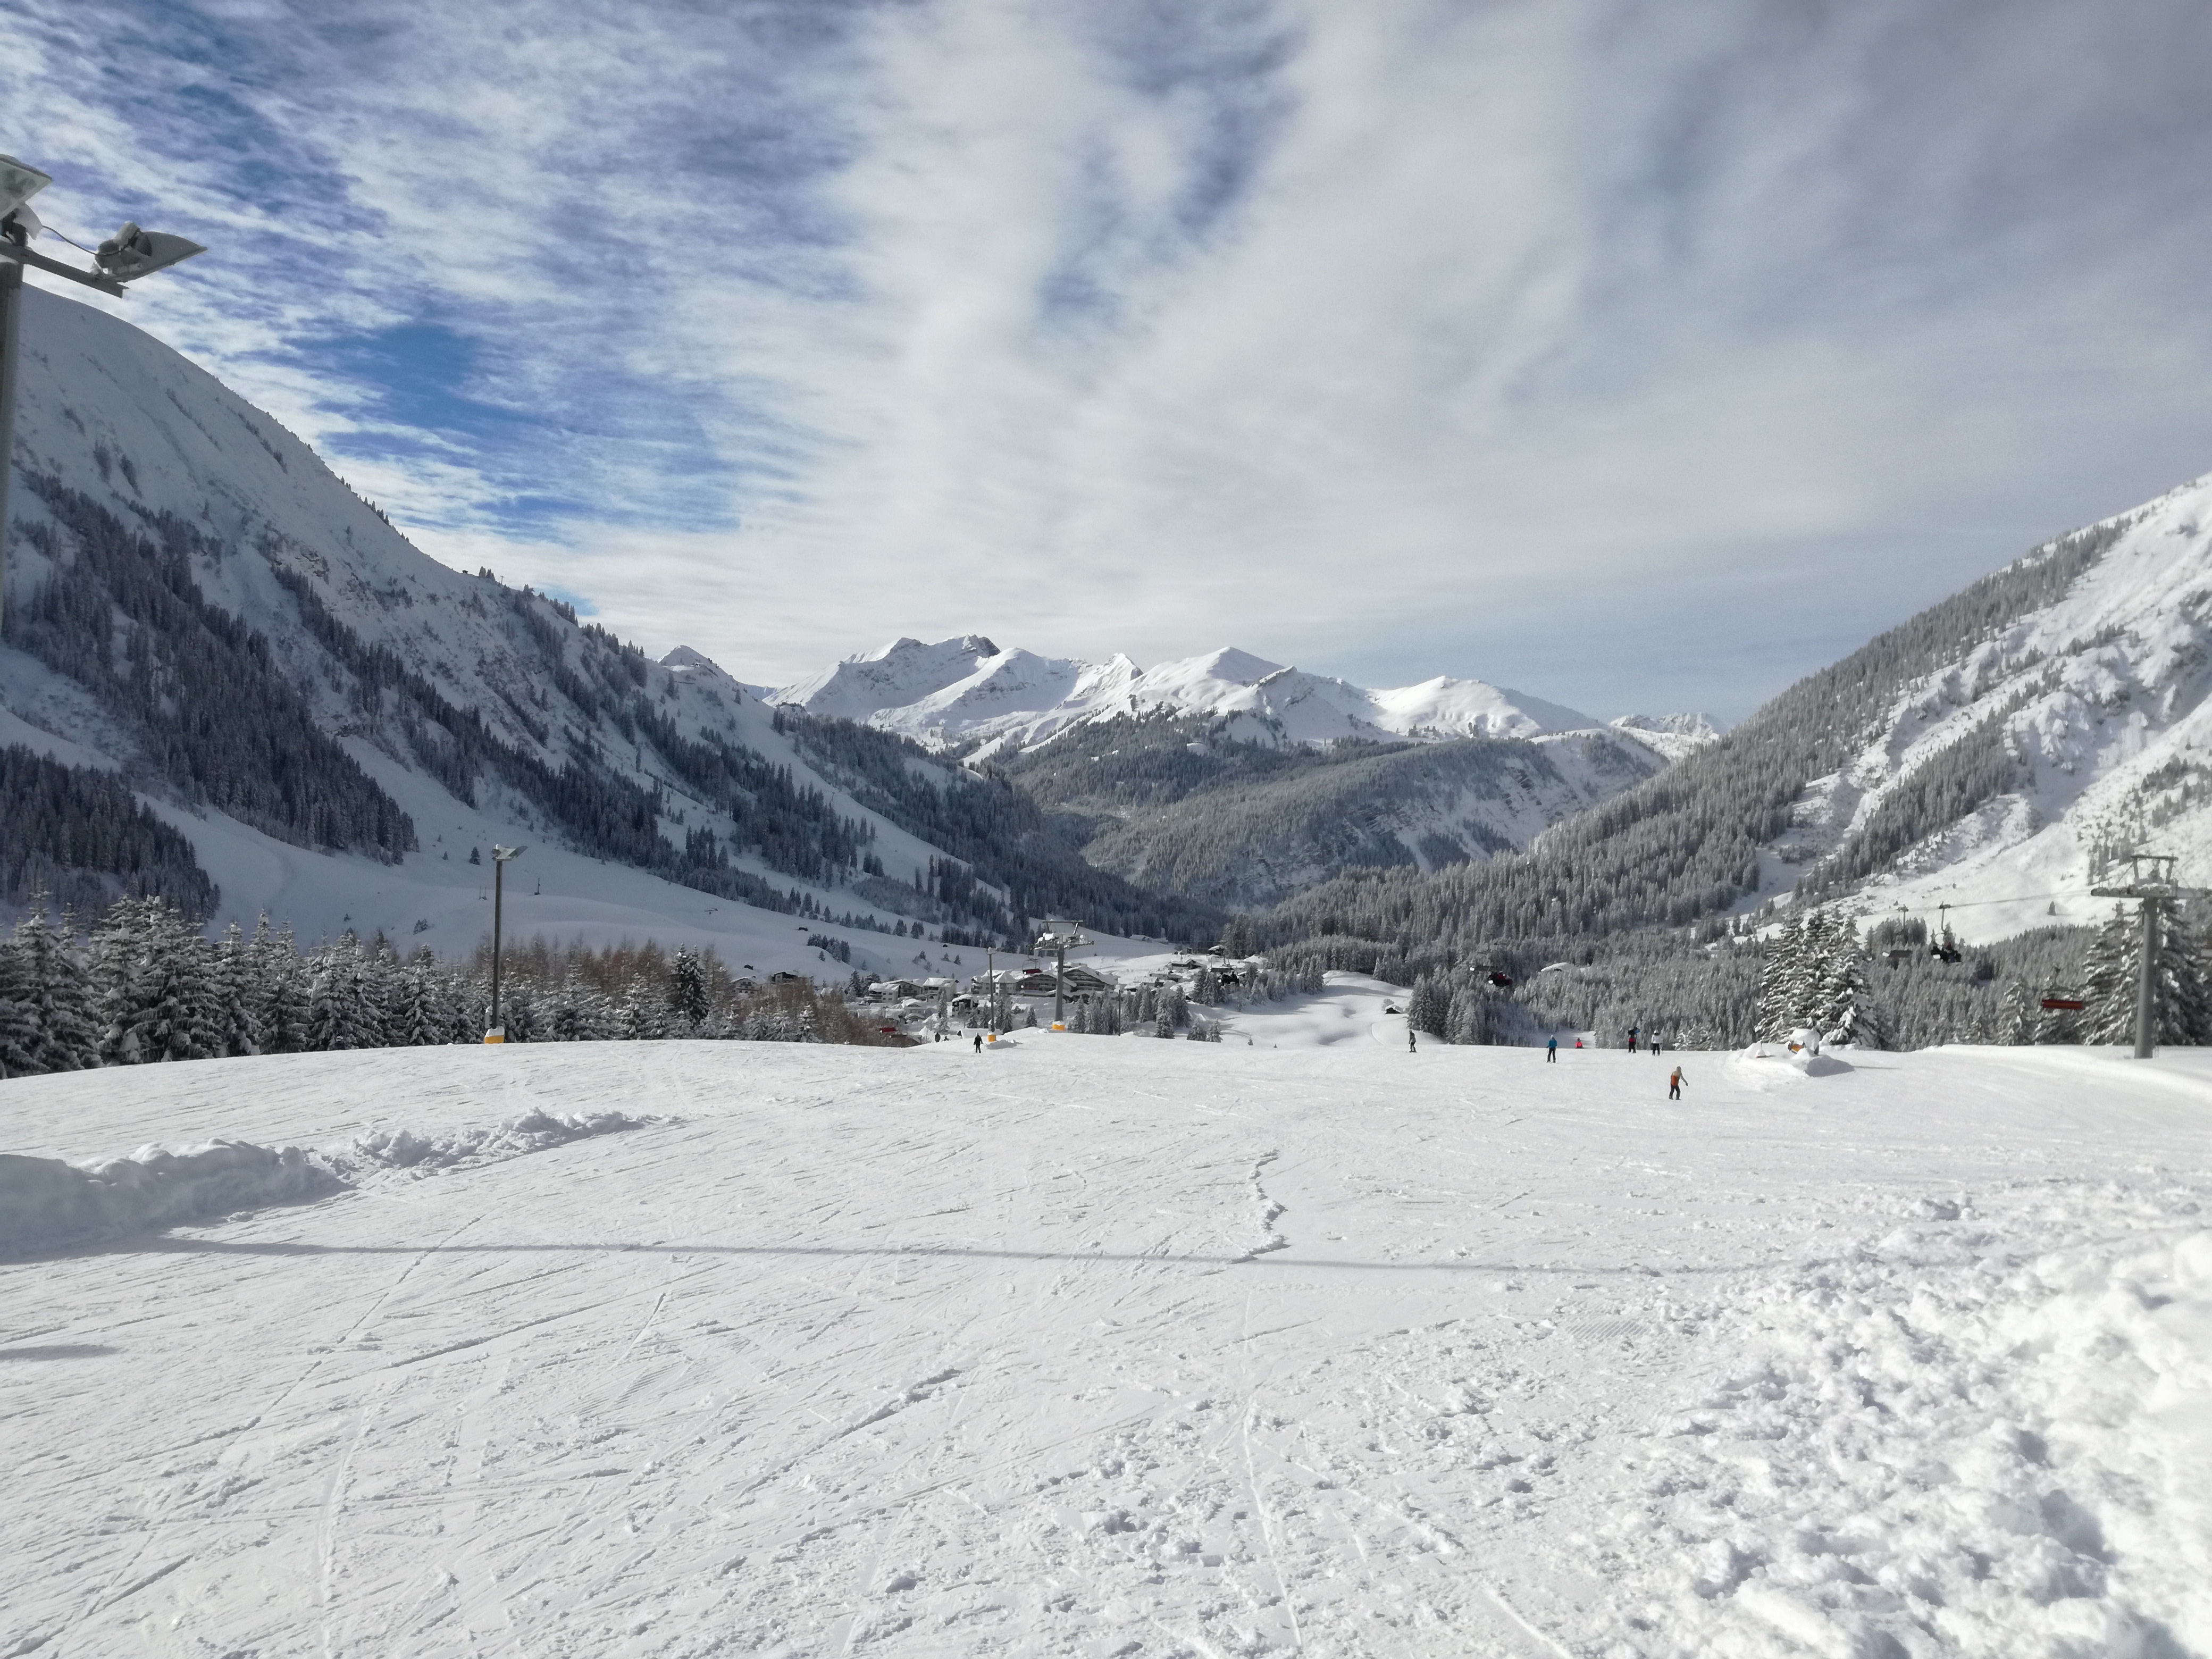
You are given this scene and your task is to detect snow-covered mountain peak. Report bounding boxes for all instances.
[660,644,730,677]
[767,635,1612,756]
[769,634,1009,722]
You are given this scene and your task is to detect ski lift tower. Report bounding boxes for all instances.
[1033,925,1093,1032]
[1,155,205,636]
[2089,852,2207,1059]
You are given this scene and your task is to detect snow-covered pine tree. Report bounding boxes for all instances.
[500,983,541,1043]
[31,911,102,1079]
[1446,984,1492,1045]
[211,921,263,1059]
[666,949,709,1029]
[0,933,39,1077]
[97,899,220,1064]
[356,942,403,1049]
[1406,973,1451,1038]
[2000,978,2036,1044]
[617,978,667,1041]
[305,936,378,1051]
[10,902,100,1072]
[1753,916,1804,1040]
[1815,921,1879,1048]
[389,956,451,1046]
[254,919,312,1054]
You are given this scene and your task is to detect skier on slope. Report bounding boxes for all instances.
[1668,1064,1686,1101]
[1408,1025,1418,1053]
[1627,1025,1639,1053]
[973,1033,983,1054]
[1546,1036,1557,1062]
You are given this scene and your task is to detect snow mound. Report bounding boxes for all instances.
[332,1109,653,1174]
[1596,1192,2212,1655]
[0,1110,654,1256]
[1736,1043,1854,1079]
[0,1142,338,1258]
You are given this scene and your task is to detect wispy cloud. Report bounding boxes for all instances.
[7,0,2212,716]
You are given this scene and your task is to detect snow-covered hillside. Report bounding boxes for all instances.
[1611,710,1723,763]
[5,1032,2207,1655]
[1758,474,2212,940]
[0,288,1160,971]
[768,635,1702,758]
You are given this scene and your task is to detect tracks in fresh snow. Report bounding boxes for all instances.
[5,1041,2208,1656]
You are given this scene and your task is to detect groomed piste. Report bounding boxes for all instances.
[4,1023,2208,1657]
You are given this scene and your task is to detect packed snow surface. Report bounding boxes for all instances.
[4,1016,2208,1656]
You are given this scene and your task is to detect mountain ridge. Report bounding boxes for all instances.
[758,633,1714,758]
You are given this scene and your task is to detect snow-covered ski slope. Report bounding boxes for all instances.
[1762,471,2212,940]
[6,1023,2207,1655]
[768,634,1715,759]
[0,288,1003,969]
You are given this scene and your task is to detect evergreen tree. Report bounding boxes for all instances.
[617,979,667,1041]
[666,949,709,1028]
[1446,984,1494,1045]
[24,906,102,1072]
[390,956,453,1046]
[1753,916,1804,1039]
[210,921,263,1059]
[1815,922,1879,1048]
[1406,973,1451,1038]
[0,936,39,1077]
[255,920,312,1054]
[306,936,378,1051]
[97,899,220,1064]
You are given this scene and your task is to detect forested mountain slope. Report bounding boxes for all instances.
[0,288,1187,966]
[999,712,1665,909]
[1269,482,2198,956]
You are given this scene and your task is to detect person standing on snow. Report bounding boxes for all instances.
[1668,1064,1686,1100]
[1627,1026,1639,1053]
[1546,1036,1557,1062]
[973,1033,983,1054]
[1408,1026,1418,1053]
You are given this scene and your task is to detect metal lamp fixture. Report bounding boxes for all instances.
[0,154,206,639]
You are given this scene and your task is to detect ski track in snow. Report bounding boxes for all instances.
[2,1035,2208,1656]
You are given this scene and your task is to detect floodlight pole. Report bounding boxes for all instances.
[487,844,524,1041]
[1,156,198,645]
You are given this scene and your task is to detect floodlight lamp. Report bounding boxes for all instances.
[0,155,52,222]
[95,221,205,282]
[492,843,525,862]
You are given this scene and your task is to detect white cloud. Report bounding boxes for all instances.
[9,0,2212,717]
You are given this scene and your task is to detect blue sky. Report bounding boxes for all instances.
[8,0,2212,719]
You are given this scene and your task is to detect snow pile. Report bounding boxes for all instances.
[1595,1188,2212,1656]
[332,1108,653,1175]
[1735,1042,1855,1079]
[0,1141,338,1258]
[0,1110,654,1256]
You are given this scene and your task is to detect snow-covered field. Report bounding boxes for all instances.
[5,1021,2209,1656]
